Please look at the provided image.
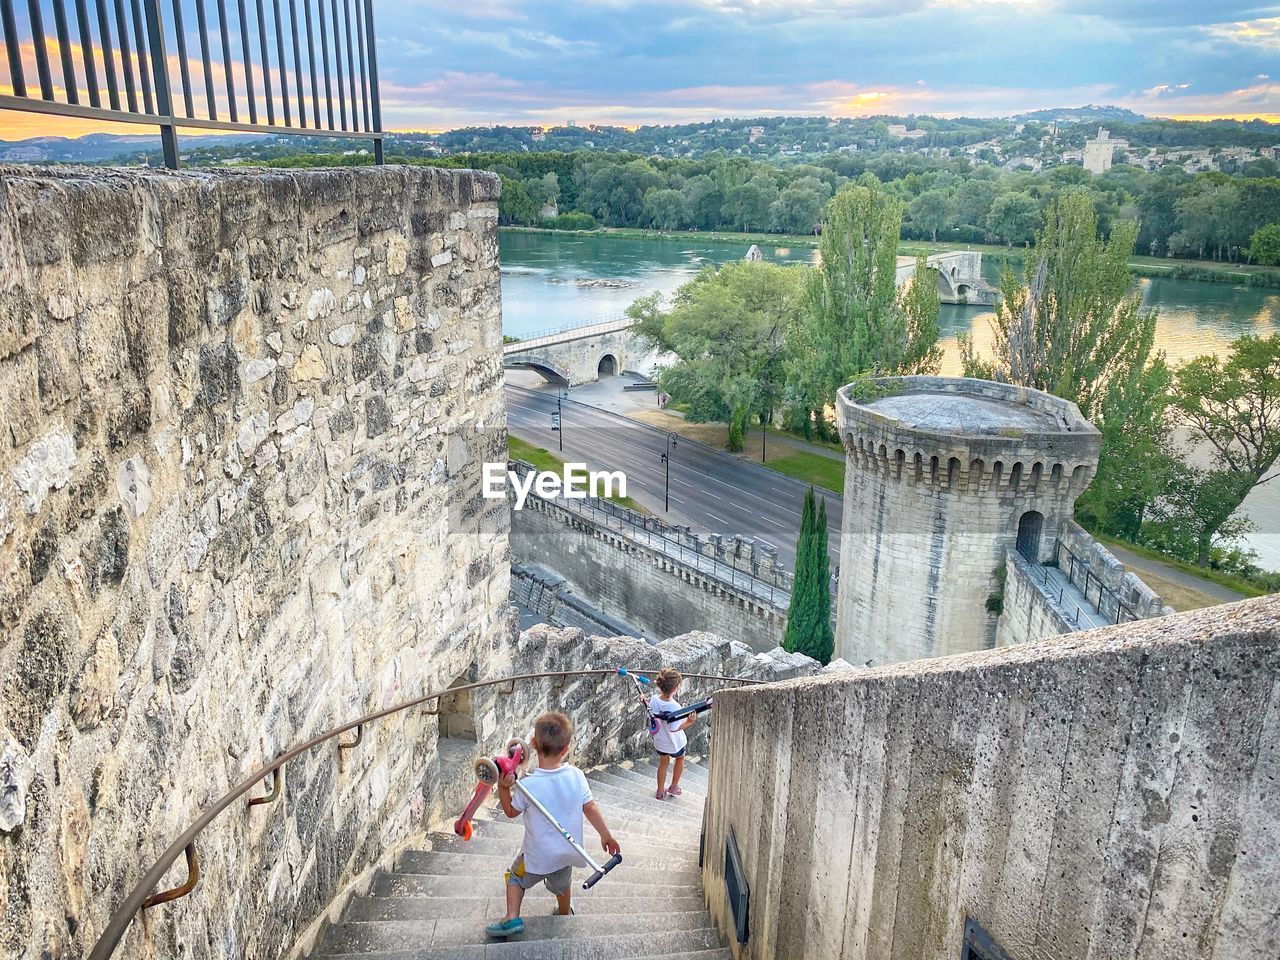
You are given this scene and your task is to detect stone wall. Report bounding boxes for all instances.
[701,594,1280,960]
[993,549,1074,646]
[1058,520,1169,620]
[0,166,509,960]
[510,492,789,651]
[479,619,827,770]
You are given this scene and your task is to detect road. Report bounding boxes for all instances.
[505,384,842,570]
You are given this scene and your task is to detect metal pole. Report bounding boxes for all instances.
[142,0,178,167]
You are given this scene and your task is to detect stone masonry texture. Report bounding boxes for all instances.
[701,593,1280,960]
[0,166,509,960]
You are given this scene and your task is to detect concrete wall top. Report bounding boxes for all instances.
[837,376,1101,469]
[702,593,1280,959]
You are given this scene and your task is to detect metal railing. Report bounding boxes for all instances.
[510,461,794,609]
[504,312,635,351]
[1054,539,1136,624]
[85,666,762,960]
[0,0,383,167]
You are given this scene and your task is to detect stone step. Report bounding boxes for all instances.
[391,851,699,887]
[646,757,708,781]
[318,912,712,953]
[345,895,709,922]
[602,765,707,800]
[462,811,700,849]
[584,775,705,820]
[372,871,702,901]
[465,805,702,847]
[588,797,703,835]
[414,836,693,871]
[314,927,724,960]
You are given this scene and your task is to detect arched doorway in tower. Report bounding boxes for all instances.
[1016,510,1044,561]
[597,354,617,377]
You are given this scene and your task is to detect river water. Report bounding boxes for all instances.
[499,230,1280,570]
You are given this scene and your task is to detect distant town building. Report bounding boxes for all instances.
[1083,126,1127,174]
[748,125,766,143]
[887,124,927,139]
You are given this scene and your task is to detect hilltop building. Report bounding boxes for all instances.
[1083,126,1127,173]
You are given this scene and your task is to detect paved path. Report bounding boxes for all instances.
[506,384,841,570]
[1102,541,1246,605]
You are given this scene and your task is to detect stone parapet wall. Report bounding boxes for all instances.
[477,619,829,769]
[510,492,790,651]
[1059,520,1170,620]
[836,376,1100,494]
[702,594,1280,960]
[0,166,507,960]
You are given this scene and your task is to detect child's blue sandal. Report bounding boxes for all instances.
[485,917,525,938]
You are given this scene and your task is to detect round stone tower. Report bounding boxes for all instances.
[834,376,1101,666]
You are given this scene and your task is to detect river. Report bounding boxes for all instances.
[499,230,1280,570]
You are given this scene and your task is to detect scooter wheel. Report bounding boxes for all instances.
[507,737,531,765]
[460,820,474,841]
[474,757,500,785]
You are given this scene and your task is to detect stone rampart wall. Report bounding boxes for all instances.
[0,166,508,960]
[701,594,1280,960]
[510,494,789,651]
[1059,520,1170,620]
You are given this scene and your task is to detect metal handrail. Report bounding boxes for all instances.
[0,0,383,167]
[509,460,793,606]
[85,666,760,960]
[504,312,635,349]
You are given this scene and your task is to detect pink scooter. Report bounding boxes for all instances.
[453,738,624,890]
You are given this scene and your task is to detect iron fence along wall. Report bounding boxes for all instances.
[0,0,383,166]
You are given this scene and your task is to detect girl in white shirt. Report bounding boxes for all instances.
[650,667,697,799]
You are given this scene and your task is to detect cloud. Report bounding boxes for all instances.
[1143,83,1192,97]
[1204,16,1280,50]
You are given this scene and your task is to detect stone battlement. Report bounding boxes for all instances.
[837,376,1101,494]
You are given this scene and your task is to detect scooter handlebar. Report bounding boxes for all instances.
[617,667,651,684]
[582,853,623,889]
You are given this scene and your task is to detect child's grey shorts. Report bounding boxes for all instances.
[506,853,572,895]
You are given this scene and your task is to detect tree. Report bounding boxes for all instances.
[1248,223,1280,266]
[642,187,688,231]
[960,191,1155,421]
[783,487,834,665]
[497,176,540,225]
[785,177,942,436]
[1170,334,1280,565]
[984,191,1040,246]
[631,261,804,450]
[1076,357,1177,539]
[908,189,955,241]
[770,182,826,235]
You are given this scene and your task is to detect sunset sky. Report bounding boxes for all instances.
[2,0,1278,139]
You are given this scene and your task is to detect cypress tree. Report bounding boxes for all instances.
[783,487,835,665]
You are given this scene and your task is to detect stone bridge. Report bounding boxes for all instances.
[503,315,634,385]
[506,251,999,387]
[897,249,999,305]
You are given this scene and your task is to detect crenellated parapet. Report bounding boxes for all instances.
[837,375,1100,497]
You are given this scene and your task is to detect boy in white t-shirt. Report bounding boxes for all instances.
[485,711,621,938]
[650,667,697,800]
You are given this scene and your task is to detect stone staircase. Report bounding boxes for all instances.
[310,758,725,959]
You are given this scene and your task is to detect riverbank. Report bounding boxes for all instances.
[501,226,1280,289]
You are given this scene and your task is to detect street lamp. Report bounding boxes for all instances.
[661,432,678,512]
[552,383,569,451]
